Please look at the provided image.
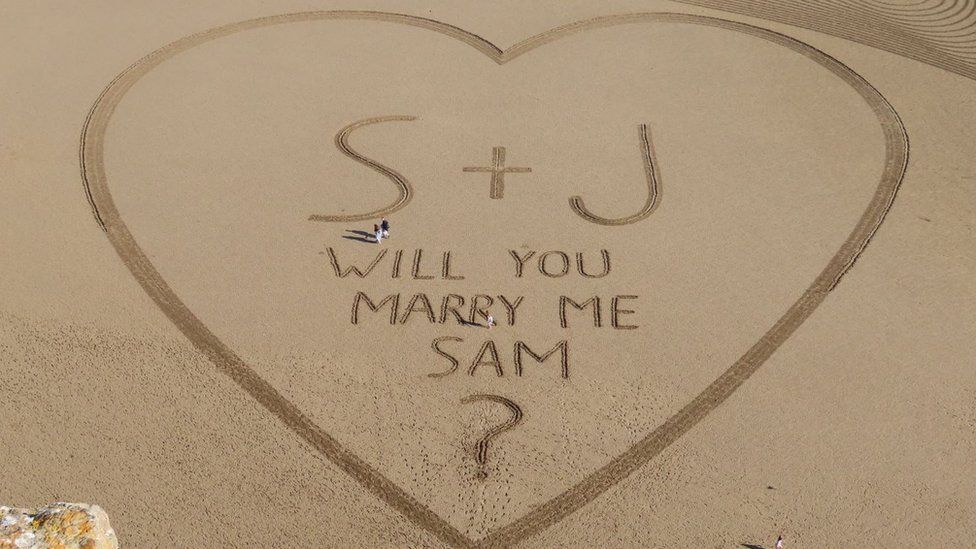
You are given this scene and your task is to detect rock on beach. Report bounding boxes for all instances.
[0,503,117,549]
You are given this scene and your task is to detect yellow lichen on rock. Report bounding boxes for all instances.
[0,503,117,549]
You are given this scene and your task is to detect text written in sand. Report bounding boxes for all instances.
[325,247,639,379]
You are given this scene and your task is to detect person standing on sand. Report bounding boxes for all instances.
[381,217,390,238]
[486,314,495,329]
[374,224,383,244]
[775,535,784,549]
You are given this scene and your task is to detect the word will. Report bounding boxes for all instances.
[325,248,612,279]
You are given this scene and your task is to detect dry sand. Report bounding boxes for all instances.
[1,1,974,547]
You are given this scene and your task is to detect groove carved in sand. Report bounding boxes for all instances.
[79,11,909,548]
[669,0,976,81]
[308,115,417,223]
[570,123,662,226]
[461,394,525,478]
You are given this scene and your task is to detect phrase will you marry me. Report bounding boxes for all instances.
[324,247,640,379]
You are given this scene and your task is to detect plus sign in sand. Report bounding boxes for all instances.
[2,3,975,548]
[464,146,532,199]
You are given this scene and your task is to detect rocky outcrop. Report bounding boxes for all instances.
[0,503,117,549]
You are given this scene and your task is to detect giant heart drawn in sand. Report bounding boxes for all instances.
[80,12,908,548]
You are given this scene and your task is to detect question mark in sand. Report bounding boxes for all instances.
[461,394,524,479]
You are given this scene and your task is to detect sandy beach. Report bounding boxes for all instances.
[2,1,974,547]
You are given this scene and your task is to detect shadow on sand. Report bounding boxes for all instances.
[342,229,377,244]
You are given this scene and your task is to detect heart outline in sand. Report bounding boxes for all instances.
[79,12,908,548]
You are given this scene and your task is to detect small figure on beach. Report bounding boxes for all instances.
[775,535,784,549]
[486,314,495,329]
[381,217,390,238]
[373,224,383,243]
